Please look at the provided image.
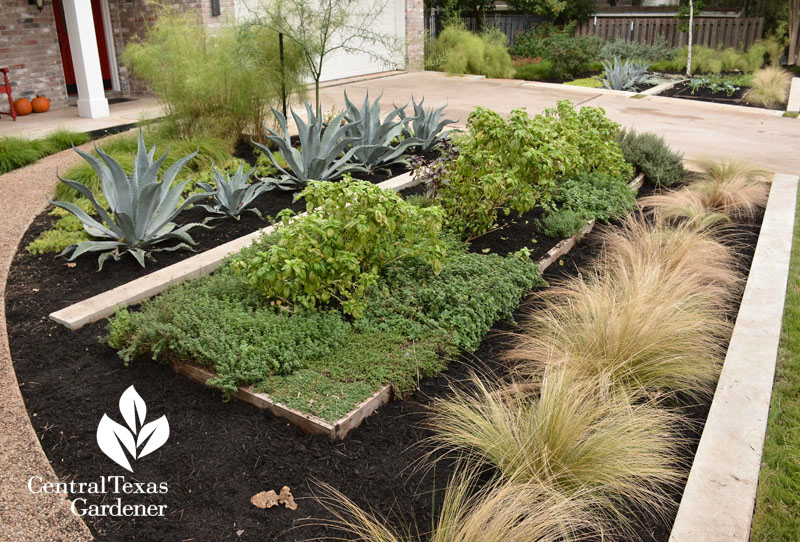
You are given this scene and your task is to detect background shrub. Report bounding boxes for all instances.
[511,23,603,80]
[650,44,767,74]
[554,172,637,222]
[599,38,676,63]
[123,7,307,145]
[514,60,558,81]
[616,130,686,187]
[430,23,514,78]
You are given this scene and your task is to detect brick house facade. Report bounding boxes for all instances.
[0,0,424,118]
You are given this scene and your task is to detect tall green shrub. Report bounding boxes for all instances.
[431,23,514,79]
[122,7,307,144]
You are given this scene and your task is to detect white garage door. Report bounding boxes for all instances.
[236,0,406,83]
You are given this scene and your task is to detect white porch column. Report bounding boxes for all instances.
[62,0,109,119]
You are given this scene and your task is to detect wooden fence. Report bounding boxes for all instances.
[575,16,765,50]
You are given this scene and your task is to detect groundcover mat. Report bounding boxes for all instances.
[6,181,762,541]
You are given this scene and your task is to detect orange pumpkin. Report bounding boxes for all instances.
[14,97,32,116]
[31,95,50,113]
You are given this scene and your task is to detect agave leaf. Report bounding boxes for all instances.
[49,198,118,240]
[53,177,121,237]
[62,240,124,261]
[95,145,134,217]
[73,147,117,211]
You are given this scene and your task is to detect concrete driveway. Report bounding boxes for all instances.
[321,71,800,175]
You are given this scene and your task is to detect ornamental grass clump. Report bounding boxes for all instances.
[507,256,730,399]
[428,370,683,538]
[235,180,446,317]
[689,157,770,218]
[639,189,732,230]
[744,66,792,108]
[312,470,597,542]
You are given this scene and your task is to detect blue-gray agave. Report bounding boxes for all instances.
[51,131,210,269]
[397,97,457,152]
[255,102,365,190]
[601,57,650,91]
[196,163,272,220]
[343,91,419,173]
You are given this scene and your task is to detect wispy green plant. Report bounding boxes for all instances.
[430,22,514,79]
[39,128,90,154]
[429,370,684,538]
[688,157,771,219]
[744,66,792,108]
[0,136,42,174]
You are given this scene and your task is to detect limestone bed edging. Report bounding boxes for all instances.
[670,173,799,541]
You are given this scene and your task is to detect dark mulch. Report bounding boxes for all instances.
[5,179,763,541]
[661,82,786,111]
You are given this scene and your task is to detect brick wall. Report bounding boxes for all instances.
[405,0,424,70]
[0,1,68,112]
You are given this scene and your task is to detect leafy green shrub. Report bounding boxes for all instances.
[555,172,637,222]
[122,7,307,144]
[235,180,447,317]
[511,23,603,80]
[616,130,686,187]
[514,60,557,81]
[430,23,514,78]
[427,101,630,240]
[540,209,587,239]
[599,38,676,63]
[54,132,231,202]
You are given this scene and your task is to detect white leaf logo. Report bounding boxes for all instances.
[96,386,169,472]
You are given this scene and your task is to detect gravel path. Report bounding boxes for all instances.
[0,136,129,541]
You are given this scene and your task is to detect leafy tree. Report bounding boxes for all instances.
[677,0,706,75]
[241,0,403,118]
[506,0,595,24]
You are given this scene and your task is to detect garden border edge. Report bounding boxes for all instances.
[669,173,799,541]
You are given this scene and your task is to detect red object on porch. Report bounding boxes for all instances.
[1,68,16,121]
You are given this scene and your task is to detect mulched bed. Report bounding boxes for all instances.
[660,82,786,111]
[5,179,763,541]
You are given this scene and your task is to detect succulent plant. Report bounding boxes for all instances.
[397,96,457,152]
[196,163,272,220]
[51,131,210,269]
[601,57,650,91]
[255,102,366,190]
[343,91,419,173]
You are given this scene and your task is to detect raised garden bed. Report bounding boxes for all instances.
[5,170,766,540]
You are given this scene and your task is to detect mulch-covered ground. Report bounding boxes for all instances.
[5,178,763,541]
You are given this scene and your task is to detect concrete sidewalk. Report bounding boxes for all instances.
[321,71,800,175]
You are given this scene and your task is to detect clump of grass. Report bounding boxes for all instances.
[507,255,730,398]
[744,66,792,109]
[39,128,90,154]
[598,216,741,305]
[0,136,41,174]
[690,157,771,218]
[639,189,732,230]
[428,370,684,537]
[311,470,597,542]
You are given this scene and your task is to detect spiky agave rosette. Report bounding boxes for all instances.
[50,130,211,269]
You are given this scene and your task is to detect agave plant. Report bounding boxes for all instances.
[601,57,650,91]
[255,102,365,190]
[343,91,419,173]
[196,163,272,220]
[51,131,210,269]
[397,96,457,152]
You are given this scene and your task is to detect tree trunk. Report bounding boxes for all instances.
[474,5,484,33]
[686,0,694,76]
[790,0,800,66]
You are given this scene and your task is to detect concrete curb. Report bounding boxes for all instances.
[670,173,799,541]
[50,172,419,330]
[640,81,679,96]
[787,77,800,113]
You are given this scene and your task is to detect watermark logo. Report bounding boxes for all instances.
[97,385,169,472]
